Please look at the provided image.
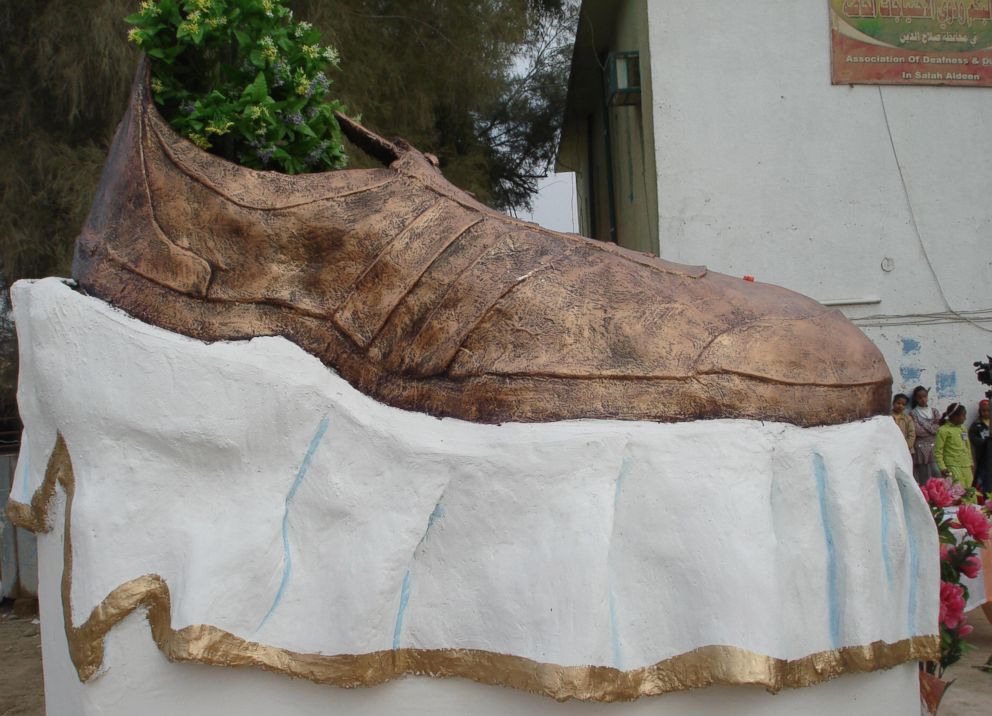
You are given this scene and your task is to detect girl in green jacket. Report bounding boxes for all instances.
[935,403,974,488]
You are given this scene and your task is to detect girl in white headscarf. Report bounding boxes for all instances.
[909,386,940,484]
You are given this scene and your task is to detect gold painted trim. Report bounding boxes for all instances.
[6,434,940,702]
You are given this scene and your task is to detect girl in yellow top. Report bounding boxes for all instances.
[934,403,974,488]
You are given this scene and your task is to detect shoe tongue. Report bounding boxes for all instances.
[337,118,494,213]
[334,113,483,201]
[334,111,402,167]
[334,113,458,188]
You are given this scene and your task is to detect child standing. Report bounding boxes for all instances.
[970,399,990,494]
[891,393,915,455]
[934,403,974,489]
[910,386,941,484]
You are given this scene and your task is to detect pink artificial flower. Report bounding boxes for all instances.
[939,581,966,629]
[960,554,982,580]
[923,478,955,508]
[959,620,974,638]
[939,544,951,562]
[954,504,992,542]
[948,481,966,502]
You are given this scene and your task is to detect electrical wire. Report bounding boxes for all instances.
[852,308,992,328]
[877,86,992,334]
[583,10,608,72]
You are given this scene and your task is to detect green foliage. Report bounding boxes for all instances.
[480,1,575,209]
[0,0,139,425]
[126,0,347,173]
[0,287,16,431]
[920,484,991,675]
[0,0,575,419]
[295,0,574,209]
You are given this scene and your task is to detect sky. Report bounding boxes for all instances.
[514,172,579,234]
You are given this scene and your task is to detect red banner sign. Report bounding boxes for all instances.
[831,1,992,86]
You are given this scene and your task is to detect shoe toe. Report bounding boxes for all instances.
[694,306,890,389]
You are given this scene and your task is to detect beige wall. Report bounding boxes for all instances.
[557,0,658,253]
[607,0,657,254]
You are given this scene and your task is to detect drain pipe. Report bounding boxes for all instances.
[601,62,619,244]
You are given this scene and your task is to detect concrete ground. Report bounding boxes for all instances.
[0,603,44,716]
[940,607,992,716]
[0,601,989,715]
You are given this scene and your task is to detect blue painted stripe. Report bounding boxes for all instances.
[894,468,921,635]
[425,501,444,534]
[813,453,842,649]
[877,471,894,588]
[393,569,412,649]
[256,415,331,632]
[607,586,622,669]
[899,366,923,383]
[936,371,957,400]
[607,455,631,669]
[391,497,446,649]
[900,338,921,356]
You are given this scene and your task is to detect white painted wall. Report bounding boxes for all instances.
[643,0,992,413]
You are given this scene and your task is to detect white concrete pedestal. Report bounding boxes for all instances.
[10,279,935,714]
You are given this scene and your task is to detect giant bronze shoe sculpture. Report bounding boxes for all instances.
[73,64,891,426]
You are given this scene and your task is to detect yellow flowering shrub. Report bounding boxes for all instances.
[127,0,347,173]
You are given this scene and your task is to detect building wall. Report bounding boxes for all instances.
[1,451,37,600]
[559,105,613,240]
[557,0,659,253]
[642,0,992,412]
[606,0,658,253]
[557,118,591,236]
